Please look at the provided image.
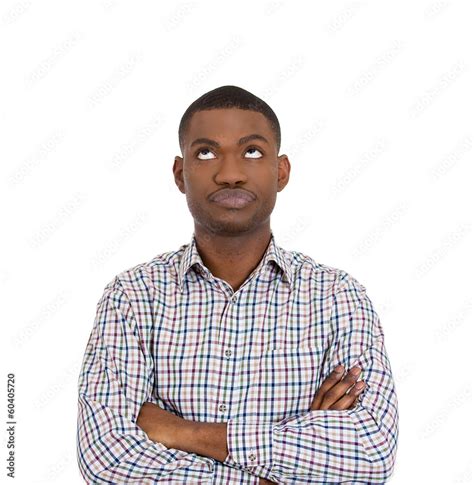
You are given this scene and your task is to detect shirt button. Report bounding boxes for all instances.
[225,349,232,358]
[218,404,227,412]
[249,453,256,461]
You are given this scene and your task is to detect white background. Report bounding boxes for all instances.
[1,1,472,483]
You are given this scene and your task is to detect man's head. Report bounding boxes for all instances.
[173,85,290,237]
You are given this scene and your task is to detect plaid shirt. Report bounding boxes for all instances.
[77,231,398,484]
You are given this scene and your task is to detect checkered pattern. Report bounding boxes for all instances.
[77,230,398,483]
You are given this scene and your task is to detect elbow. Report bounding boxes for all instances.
[362,404,399,482]
[77,431,114,484]
[78,452,120,485]
[77,442,108,485]
[339,445,397,484]
[373,451,396,482]
[77,453,103,484]
[366,434,398,482]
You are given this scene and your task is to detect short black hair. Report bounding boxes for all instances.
[178,85,281,154]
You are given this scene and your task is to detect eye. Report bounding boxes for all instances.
[245,147,263,159]
[196,148,216,160]
[195,146,264,160]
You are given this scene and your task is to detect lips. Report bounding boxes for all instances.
[209,188,256,209]
[210,188,256,203]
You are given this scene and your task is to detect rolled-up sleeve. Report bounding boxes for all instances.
[224,275,399,483]
[76,278,216,483]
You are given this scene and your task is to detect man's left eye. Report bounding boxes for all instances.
[245,147,263,158]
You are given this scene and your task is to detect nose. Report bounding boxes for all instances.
[214,155,248,185]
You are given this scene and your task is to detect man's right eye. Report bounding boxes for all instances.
[196,148,216,160]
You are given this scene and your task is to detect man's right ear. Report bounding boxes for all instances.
[172,156,185,194]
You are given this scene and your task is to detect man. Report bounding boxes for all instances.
[77,85,398,484]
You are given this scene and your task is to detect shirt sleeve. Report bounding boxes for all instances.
[76,277,216,484]
[212,461,260,484]
[223,274,399,484]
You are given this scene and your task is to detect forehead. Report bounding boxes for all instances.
[186,108,274,143]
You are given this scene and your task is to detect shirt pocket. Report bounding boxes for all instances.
[246,345,325,420]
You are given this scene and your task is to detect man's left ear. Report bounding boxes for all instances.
[277,154,291,191]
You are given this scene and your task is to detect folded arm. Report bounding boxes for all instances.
[221,275,399,483]
[77,278,260,484]
[136,397,277,483]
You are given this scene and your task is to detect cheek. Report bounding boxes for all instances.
[183,166,212,192]
[257,183,278,202]
[184,191,203,214]
[183,169,195,187]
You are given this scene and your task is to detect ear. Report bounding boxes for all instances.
[173,156,186,194]
[277,154,291,192]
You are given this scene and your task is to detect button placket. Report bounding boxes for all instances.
[217,303,231,418]
[217,286,241,420]
[248,448,256,461]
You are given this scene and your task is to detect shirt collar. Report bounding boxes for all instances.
[178,230,294,293]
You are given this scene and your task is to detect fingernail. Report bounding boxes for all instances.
[350,367,361,376]
[335,365,344,374]
[355,382,365,393]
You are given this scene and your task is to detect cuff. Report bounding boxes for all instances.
[223,418,274,468]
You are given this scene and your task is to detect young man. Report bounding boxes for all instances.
[77,85,399,484]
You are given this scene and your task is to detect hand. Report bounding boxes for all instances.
[310,365,365,411]
[259,478,278,484]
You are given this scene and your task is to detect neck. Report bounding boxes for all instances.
[193,224,272,292]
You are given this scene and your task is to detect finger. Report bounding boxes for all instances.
[329,381,365,410]
[311,365,345,410]
[319,366,362,410]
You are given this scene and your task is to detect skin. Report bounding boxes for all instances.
[311,364,365,411]
[173,107,290,292]
[137,366,365,483]
[136,107,366,484]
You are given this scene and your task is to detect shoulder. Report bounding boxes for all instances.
[100,244,187,298]
[284,246,368,298]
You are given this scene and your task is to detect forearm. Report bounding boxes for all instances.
[179,420,229,463]
[180,420,277,484]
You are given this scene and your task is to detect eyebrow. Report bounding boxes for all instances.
[190,133,269,148]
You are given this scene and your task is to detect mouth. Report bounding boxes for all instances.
[211,196,255,209]
[209,189,256,209]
